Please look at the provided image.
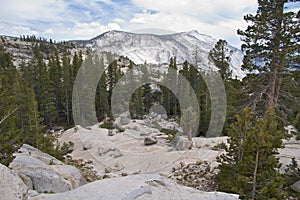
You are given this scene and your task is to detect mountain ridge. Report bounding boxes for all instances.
[72,30,245,78]
[0,30,245,78]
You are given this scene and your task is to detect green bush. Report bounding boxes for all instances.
[36,134,74,161]
[100,121,114,129]
[160,128,177,141]
[117,127,125,132]
[211,142,227,151]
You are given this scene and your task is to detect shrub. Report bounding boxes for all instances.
[100,121,114,129]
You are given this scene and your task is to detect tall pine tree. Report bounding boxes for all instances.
[238,0,299,114]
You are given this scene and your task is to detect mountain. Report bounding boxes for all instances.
[72,30,245,79]
[0,30,245,78]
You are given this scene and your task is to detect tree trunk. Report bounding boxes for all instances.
[252,149,259,200]
[274,51,286,107]
[265,0,284,113]
[65,86,70,125]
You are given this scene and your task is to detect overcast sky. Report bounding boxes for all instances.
[0,0,277,48]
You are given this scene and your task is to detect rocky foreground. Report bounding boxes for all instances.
[0,144,239,200]
[1,114,300,199]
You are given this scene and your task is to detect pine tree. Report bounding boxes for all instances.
[0,72,22,165]
[49,51,63,116]
[217,107,285,199]
[208,39,232,80]
[238,0,299,114]
[294,112,300,131]
[131,87,144,119]
[107,57,122,119]
[13,76,45,146]
[239,108,284,199]
[0,45,22,165]
[217,107,255,193]
[23,46,57,128]
[196,69,211,136]
[140,63,153,114]
[95,56,109,121]
[62,52,72,125]
[283,157,300,199]
[161,57,178,117]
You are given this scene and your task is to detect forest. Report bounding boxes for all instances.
[0,0,299,199]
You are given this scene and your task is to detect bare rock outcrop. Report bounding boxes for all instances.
[28,174,239,200]
[9,144,86,193]
[0,163,28,200]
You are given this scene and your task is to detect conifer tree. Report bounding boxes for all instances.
[0,56,22,165]
[217,107,285,199]
[162,57,178,117]
[130,87,144,119]
[283,157,300,199]
[95,56,109,121]
[107,57,122,118]
[62,52,72,125]
[13,76,45,146]
[238,0,299,113]
[140,63,153,113]
[49,51,63,114]
[217,107,254,193]
[0,77,21,166]
[208,39,232,80]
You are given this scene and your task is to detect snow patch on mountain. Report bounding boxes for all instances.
[73,30,246,79]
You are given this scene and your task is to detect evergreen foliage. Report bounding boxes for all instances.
[217,107,285,199]
[238,0,299,115]
[208,39,232,80]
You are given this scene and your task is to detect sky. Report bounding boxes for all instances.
[0,0,281,48]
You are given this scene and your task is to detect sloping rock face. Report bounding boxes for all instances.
[18,144,64,165]
[9,144,86,193]
[0,163,28,200]
[28,174,239,200]
[291,180,300,193]
[170,136,193,150]
[51,165,87,189]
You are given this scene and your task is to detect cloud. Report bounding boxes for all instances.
[65,22,121,39]
[44,28,54,35]
[0,21,38,36]
[0,0,68,24]
[0,0,261,47]
[113,18,125,24]
[48,21,122,41]
[130,16,146,24]
[126,0,258,47]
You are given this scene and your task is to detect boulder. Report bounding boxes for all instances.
[83,141,92,150]
[170,136,193,150]
[28,174,239,200]
[18,144,64,165]
[51,165,87,189]
[144,136,158,146]
[162,124,175,131]
[291,180,300,193]
[9,144,87,193]
[113,112,131,128]
[120,116,130,125]
[98,144,123,158]
[112,121,120,129]
[9,154,72,193]
[0,163,28,200]
[111,149,123,158]
[18,173,33,190]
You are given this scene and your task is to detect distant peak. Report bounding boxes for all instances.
[186,30,199,34]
